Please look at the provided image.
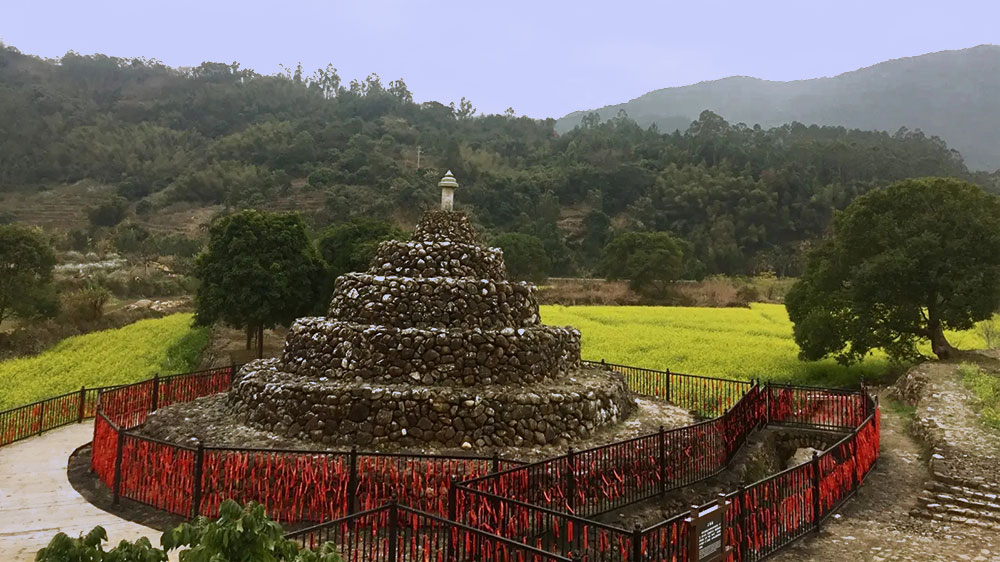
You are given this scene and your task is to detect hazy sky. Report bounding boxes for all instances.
[3,0,998,118]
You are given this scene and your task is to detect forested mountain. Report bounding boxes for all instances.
[557,45,1000,172]
[1,43,996,278]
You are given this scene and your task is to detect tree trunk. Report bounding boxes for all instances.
[929,320,955,360]
[245,327,253,351]
[257,325,265,359]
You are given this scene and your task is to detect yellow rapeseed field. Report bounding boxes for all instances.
[0,313,208,409]
[541,303,985,387]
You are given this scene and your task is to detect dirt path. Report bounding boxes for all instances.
[0,423,176,561]
[771,390,999,562]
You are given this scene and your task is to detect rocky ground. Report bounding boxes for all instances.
[136,394,693,462]
[772,358,1000,562]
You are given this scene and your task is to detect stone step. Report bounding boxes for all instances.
[909,507,1000,530]
[923,481,1000,509]
[930,470,1000,494]
[916,496,1000,523]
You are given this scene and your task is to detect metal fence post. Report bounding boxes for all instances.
[447,476,458,522]
[492,451,500,474]
[658,425,667,495]
[151,374,160,411]
[631,522,643,561]
[347,446,359,515]
[37,400,46,435]
[764,380,771,425]
[566,447,577,512]
[191,440,204,518]
[387,498,399,562]
[77,386,87,423]
[737,484,748,558]
[112,429,125,504]
[447,477,458,561]
[812,451,821,533]
[665,368,671,403]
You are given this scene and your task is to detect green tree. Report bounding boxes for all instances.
[786,177,1000,363]
[580,210,611,264]
[87,196,129,228]
[194,210,326,358]
[601,232,687,293]
[0,225,58,330]
[492,233,551,283]
[316,219,405,279]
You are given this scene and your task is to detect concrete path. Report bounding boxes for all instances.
[0,422,173,561]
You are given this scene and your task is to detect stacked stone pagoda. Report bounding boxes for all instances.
[230,172,635,448]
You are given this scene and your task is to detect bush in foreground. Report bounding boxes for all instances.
[36,500,341,562]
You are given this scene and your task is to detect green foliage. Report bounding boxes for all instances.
[161,500,341,562]
[492,233,551,283]
[113,223,202,260]
[35,526,167,562]
[0,314,207,409]
[167,161,285,206]
[0,224,58,330]
[1,44,995,277]
[958,363,1000,431]
[976,313,1000,349]
[87,197,130,228]
[162,500,297,562]
[787,177,1000,363]
[62,284,112,322]
[317,219,406,279]
[600,232,686,293]
[34,502,341,562]
[194,210,326,354]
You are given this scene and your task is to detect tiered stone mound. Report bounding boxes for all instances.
[230,211,636,447]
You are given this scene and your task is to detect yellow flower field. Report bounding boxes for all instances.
[541,303,985,387]
[0,313,208,409]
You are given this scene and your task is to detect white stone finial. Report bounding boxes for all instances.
[438,170,459,211]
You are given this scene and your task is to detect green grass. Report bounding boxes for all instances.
[540,303,985,388]
[0,313,209,409]
[958,362,1000,431]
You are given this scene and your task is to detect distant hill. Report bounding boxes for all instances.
[557,45,1000,171]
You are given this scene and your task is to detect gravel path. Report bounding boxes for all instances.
[0,422,176,561]
[771,390,1000,562]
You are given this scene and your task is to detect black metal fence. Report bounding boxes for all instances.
[286,500,576,562]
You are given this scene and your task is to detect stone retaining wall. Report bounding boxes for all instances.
[279,318,581,386]
[231,360,636,448]
[329,274,539,329]
[369,240,506,280]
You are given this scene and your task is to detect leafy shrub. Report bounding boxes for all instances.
[492,233,551,283]
[87,196,130,228]
[307,166,341,188]
[36,501,342,562]
[163,499,341,562]
[35,526,166,562]
[62,285,112,322]
[976,313,1000,349]
[601,231,687,294]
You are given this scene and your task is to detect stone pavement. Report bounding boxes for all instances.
[0,422,175,561]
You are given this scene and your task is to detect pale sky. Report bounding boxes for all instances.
[2,0,998,118]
